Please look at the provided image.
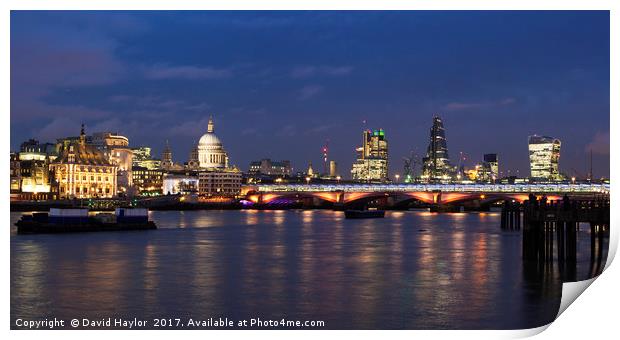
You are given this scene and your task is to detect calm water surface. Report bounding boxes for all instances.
[10,210,602,329]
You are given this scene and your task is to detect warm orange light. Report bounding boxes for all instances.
[401,192,435,204]
[312,192,339,203]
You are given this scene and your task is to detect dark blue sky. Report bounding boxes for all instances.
[11,11,610,178]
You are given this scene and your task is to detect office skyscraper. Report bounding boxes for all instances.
[421,116,454,182]
[351,129,389,182]
[528,135,562,181]
[483,153,499,181]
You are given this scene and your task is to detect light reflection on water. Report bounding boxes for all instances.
[10,209,598,329]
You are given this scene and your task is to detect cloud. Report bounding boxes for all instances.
[228,106,267,117]
[298,85,324,100]
[585,131,610,155]
[168,116,213,137]
[277,124,298,137]
[32,117,83,142]
[290,65,353,78]
[305,123,340,135]
[11,13,132,136]
[88,118,127,133]
[11,17,126,91]
[144,64,233,80]
[31,116,160,144]
[13,99,116,123]
[108,94,211,112]
[192,14,297,30]
[443,97,517,111]
[240,127,261,136]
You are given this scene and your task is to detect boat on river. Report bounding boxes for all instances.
[15,208,157,234]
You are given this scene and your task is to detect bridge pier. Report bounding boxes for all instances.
[429,204,460,213]
[463,199,491,212]
[429,191,459,212]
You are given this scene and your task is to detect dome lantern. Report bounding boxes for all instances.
[207,116,214,133]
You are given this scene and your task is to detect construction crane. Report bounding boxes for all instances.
[456,151,468,179]
[402,150,421,183]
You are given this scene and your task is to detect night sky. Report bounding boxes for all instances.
[10,11,610,179]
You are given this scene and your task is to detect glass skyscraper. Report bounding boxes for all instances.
[421,116,454,182]
[528,135,562,181]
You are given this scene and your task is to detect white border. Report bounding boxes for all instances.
[2,1,617,339]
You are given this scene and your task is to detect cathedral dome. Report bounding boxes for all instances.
[198,132,222,148]
[196,116,228,169]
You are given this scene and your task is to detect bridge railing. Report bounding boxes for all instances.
[255,183,610,194]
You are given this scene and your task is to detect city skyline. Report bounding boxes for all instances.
[11,11,610,178]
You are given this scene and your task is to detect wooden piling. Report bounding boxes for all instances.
[521,197,609,281]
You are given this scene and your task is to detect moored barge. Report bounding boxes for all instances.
[15,208,157,234]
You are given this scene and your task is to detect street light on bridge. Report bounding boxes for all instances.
[395,174,400,183]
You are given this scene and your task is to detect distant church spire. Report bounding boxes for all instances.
[79,123,86,145]
[161,139,173,170]
[207,116,214,133]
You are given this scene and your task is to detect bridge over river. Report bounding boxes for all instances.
[244,183,610,210]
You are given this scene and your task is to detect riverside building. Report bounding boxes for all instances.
[90,132,133,195]
[49,125,118,199]
[132,166,164,196]
[198,169,242,197]
[248,159,292,177]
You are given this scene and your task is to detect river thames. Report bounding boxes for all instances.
[10,209,605,329]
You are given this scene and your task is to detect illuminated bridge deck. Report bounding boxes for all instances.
[255,183,610,194]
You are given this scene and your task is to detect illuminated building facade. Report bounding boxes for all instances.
[10,139,60,199]
[90,132,133,194]
[421,116,455,182]
[132,147,162,170]
[351,129,389,182]
[248,159,292,177]
[18,154,51,194]
[483,153,499,181]
[329,160,338,178]
[50,126,118,198]
[10,153,21,192]
[20,139,58,161]
[198,168,242,197]
[132,166,163,196]
[307,162,315,177]
[132,147,151,164]
[162,173,199,195]
[528,135,562,181]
